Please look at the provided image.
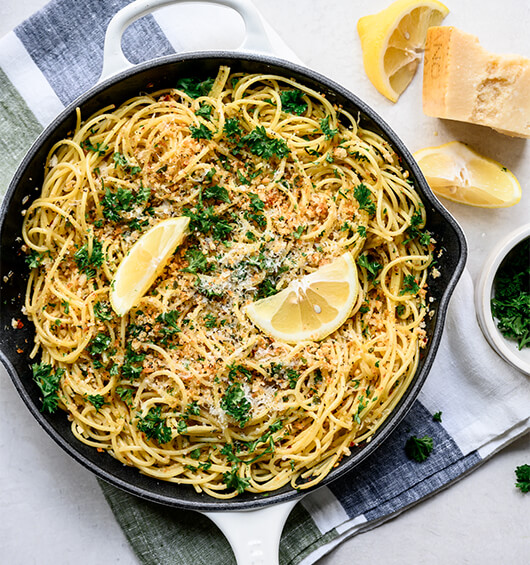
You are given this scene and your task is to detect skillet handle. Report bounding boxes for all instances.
[203,499,298,565]
[99,0,274,82]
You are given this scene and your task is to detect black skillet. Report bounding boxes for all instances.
[0,0,467,562]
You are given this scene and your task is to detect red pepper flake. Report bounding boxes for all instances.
[17,320,24,329]
[16,348,24,354]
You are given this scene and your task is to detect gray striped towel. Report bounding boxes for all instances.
[1,1,529,564]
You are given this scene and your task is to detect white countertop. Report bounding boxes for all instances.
[1,1,529,564]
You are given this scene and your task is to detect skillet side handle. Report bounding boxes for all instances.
[203,499,298,565]
[99,0,274,83]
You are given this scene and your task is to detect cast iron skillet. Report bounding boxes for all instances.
[0,0,467,561]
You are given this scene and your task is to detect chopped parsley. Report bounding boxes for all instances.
[405,435,434,462]
[357,225,367,238]
[176,76,214,99]
[25,250,43,269]
[256,277,278,299]
[31,362,65,414]
[182,247,211,274]
[190,123,213,140]
[81,138,108,155]
[222,467,250,494]
[515,464,530,493]
[116,386,134,405]
[357,254,382,280]
[113,152,141,175]
[280,89,307,115]
[184,203,233,241]
[320,116,338,140]
[202,184,231,203]
[94,301,113,321]
[248,192,265,211]
[400,275,420,295]
[88,333,112,356]
[491,238,530,350]
[74,239,104,279]
[223,117,243,140]
[121,345,145,381]
[156,310,181,342]
[241,126,289,160]
[432,411,443,422]
[87,394,107,412]
[137,406,172,444]
[354,183,376,216]
[195,103,213,119]
[221,382,251,427]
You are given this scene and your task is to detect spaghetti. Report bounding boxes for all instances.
[22,66,433,497]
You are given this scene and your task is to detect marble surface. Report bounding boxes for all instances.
[1,1,529,564]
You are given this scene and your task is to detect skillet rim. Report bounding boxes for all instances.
[0,50,467,512]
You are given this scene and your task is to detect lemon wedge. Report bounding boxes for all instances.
[244,253,358,344]
[110,217,190,316]
[413,141,522,208]
[357,0,449,102]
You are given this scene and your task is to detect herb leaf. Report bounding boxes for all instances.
[176,77,214,99]
[515,464,530,493]
[31,363,65,414]
[280,89,308,115]
[221,382,251,427]
[405,435,434,462]
[137,406,172,444]
[354,183,376,216]
[241,126,289,160]
[74,239,104,279]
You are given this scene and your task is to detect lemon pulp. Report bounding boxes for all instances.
[413,141,521,208]
[110,217,190,316]
[357,0,449,102]
[244,253,358,343]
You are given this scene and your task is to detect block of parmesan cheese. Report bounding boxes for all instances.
[423,26,530,138]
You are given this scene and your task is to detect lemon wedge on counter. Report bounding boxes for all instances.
[357,0,449,102]
[110,217,190,316]
[244,253,358,344]
[413,141,522,208]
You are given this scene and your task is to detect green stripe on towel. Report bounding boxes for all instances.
[0,67,42,195]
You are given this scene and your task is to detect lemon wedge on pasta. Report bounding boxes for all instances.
[357,0,449,102]
[244,253,358,344]
[110,217,190,316]
[413,141,521,208]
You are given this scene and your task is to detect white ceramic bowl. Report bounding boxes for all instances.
[475,224,530,376]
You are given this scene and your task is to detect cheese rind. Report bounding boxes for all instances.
[423,26,530,138]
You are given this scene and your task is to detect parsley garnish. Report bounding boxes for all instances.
[156,310,181,342]
[223,117,243,140]
[405,435,434,462]
[202,184,231,203]
[280,89,308,115]
[248,192,265,211]
[183,204,233,241]
[122,345,145,381]
[87,394,107,412]
[357,226,367,238]
[221,382,251,427]
[515,464,530,493]
[195,103,213,119]
[256,277,277,299]
[137,406,172,444]
[113,152,141,175]
[491,238,530,350]
[432,411,443,422]
[88,333,111,356]
[241,126,289,160]
[176,76,214,99]
[357,254,382,280]
[400,275,420,295]
[182,248,211,274]
[190,123,213,140]
[74,239,104,278]
[31,363,65,414]
[320,116,338,140]
[94,301,113,321]
[25,250,43,269]
[354,183,376,216]
[222,467,250,494]
[116,386,134,406]
[81,138,108,155]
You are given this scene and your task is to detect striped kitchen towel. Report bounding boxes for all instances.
[0,1,529,564]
